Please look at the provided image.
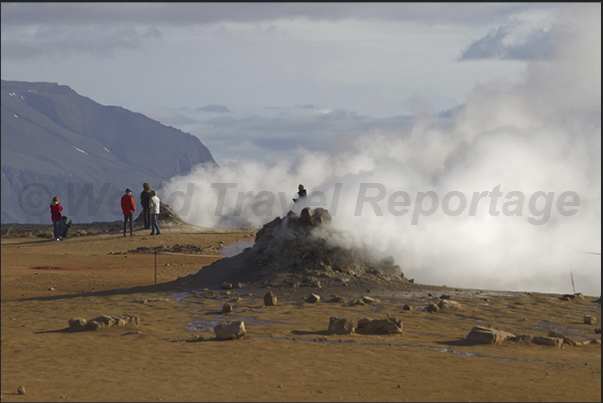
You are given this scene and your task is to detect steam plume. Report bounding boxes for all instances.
[161,4,600,296]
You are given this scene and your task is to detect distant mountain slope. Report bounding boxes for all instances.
[1,80,215,224]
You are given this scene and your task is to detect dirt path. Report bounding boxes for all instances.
[1,229,600,402]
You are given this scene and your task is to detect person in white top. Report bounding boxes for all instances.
[148,190,161,235]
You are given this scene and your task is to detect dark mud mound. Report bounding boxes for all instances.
[185,207,411,290]
[135,202,188,226]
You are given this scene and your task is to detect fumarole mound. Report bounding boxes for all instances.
[187,207,411,290]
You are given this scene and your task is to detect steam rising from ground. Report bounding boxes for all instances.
[161,5,600,296]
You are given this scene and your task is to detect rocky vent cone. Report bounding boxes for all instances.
[187,207,409,289]
[135,202,188,226]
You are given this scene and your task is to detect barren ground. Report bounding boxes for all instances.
[1,223,600,402]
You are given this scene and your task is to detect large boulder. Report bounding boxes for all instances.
[356,318,403,335]
[466,326,515,344]
[214,320,246,340]
[327,317,355,335]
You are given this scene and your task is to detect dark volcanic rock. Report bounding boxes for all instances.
[185,208,410,290]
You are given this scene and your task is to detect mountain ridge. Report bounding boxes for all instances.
[1,80,215,224]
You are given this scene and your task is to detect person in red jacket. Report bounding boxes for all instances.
[50,196,64,241]
[121,188,136,236]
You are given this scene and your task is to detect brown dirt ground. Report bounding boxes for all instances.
[1,225,601,402]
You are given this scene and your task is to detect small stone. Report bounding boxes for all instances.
[264,291,277,306]
[48,287,55,291]
[305,293,321,303]
[402,304,412,311]
[583,315,597,325]
[17,386,25,395]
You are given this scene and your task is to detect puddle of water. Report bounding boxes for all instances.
[249,336,593,366]
[186,316,305,333]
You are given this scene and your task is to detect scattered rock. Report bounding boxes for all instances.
[305,293,321,303]
[559,293,585,301]
[426,303,439,313]
[362,296,379,304]
[437,300,461,310]
[68,315,139,332]
[583,315,597,325]
[222,303,234,314]
[264,291,277,306]
[327,317,355,335]
[466,326,515,344]
[356,318,403,335]
[329,295,347,303]
[402,304,412,311]
[548,330,575,346]
[214,320,246,340]
[532,336,563,348]
[17,386,25,395]
[221,282,233,290]
[509,335,534,343]
[595,328,601,334]
[196,291,221,299]
[134,297,169,303]
[573,339,597,346]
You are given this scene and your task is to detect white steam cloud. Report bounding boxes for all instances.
[161,4,601,296]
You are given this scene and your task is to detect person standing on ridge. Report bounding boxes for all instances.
[50,196,64,241]
[148,190,161,235]
[121,188,136,236]
[293,184,307,202]
[140,183,152,230]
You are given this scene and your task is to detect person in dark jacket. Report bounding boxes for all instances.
[58,216,72,239]
[293,184,307,202]
[121,188,136,236]
[140,183,152,229]
[50,196,64,241]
